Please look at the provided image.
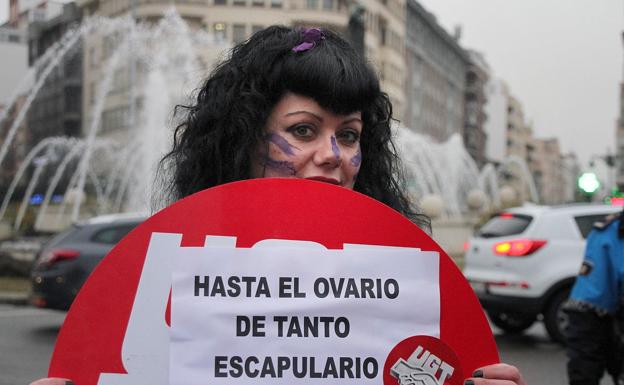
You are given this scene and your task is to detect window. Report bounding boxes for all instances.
[306,0,318,9]
[233,24,246,44]
[477,214,532,238]
[91,224,140,244]
[233,0,246,5]
[252,0,264,6]
[252,25,264,34]
[64,120,80,137]
[380,25,387,46]
[214,0,226,5]
[101,106,130,132]
[213,22,227,41]
[322,0,333,9]
[64,53,80,77]
[64,87,81,114]
[574,214,612,239]
[270,0,282,8]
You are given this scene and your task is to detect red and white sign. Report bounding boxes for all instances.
[48,179,498,385]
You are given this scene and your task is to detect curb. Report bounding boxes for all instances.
[0,292,29,306]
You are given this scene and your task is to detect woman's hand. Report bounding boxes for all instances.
[29,378,73,385]
[464,363,527,385]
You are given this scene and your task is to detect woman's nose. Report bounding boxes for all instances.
[313,135,342,167]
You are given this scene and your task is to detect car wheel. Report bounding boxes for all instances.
[544,288,570,343]
[487,311,536,333]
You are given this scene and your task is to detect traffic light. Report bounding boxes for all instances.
[578,172,600,195]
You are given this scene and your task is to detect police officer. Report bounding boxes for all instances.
[565,209,624,385]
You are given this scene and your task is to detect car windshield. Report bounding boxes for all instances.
[476,213,532,238]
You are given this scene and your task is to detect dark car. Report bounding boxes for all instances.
[30,213,144,310]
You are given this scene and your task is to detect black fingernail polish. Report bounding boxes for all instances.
[65,381,75,385]
[473,370,484,378]
[464,380,475,385]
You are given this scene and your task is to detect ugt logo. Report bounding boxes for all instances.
[390,345,455,385]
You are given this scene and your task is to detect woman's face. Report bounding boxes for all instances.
[251,93,362,190]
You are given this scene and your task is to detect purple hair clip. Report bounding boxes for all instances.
[292,28,325,53]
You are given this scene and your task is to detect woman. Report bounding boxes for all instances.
[155,25,430,232]
[31,26,525,385]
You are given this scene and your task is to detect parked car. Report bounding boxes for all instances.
[30,213,145,310]
[464,203,621,342]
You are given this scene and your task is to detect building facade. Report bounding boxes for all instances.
[7,0,65,30]
[529,137,566,204]
[505,93,532,162]
[76,0,407,138]
[562,152,580,203]
[0,21,29,197]
[27,2,83,143]
[463,49,489,169]
[483,77,507,164]
[404,0,468,141]
[617,32,624,190]
[0,25,28,106]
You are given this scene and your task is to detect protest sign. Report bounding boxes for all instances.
[48,179,498,385]
[170,241,440,384]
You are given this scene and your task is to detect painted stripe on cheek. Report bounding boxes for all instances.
[331,136,340,160]
[350,148,362,167]
[263,155,297,175]
[267,133,299,156]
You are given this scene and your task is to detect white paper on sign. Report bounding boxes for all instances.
[169,235,440,385]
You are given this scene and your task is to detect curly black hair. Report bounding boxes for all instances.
[158,25,430,231]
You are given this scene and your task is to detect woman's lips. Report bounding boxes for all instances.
[305,176,341,185]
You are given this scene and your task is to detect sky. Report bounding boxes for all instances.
[419,0,623,167]
[1,0,623,166]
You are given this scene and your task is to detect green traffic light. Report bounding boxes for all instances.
[578,172,600,194]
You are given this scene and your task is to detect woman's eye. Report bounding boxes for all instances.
[288,124,314,138]
[337,130,360,145]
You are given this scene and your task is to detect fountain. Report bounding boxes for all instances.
[397,128,539,219]
[0,9,227,234]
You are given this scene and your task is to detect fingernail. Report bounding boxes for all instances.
[464,381,474,385]
[473,370,484,378]
[65,381,75,385]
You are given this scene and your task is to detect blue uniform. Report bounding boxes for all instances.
[566,211,624,385]
[569,215,624,314]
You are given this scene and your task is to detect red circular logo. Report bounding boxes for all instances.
[384,335,463,385]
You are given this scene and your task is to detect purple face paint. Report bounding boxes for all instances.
[330,136,341,160]
[350,148,362,167]
[267,133,299,156]
[262,155,296,176]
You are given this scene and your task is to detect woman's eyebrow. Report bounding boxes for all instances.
[284,110,323,122]
[342,117,363,125]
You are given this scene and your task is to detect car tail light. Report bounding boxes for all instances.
[493,239,547,257]
[611,197,624,206]
[40,248,80,265]
[463,241,470,252]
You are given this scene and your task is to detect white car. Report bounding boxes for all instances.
[464,203,621,342]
